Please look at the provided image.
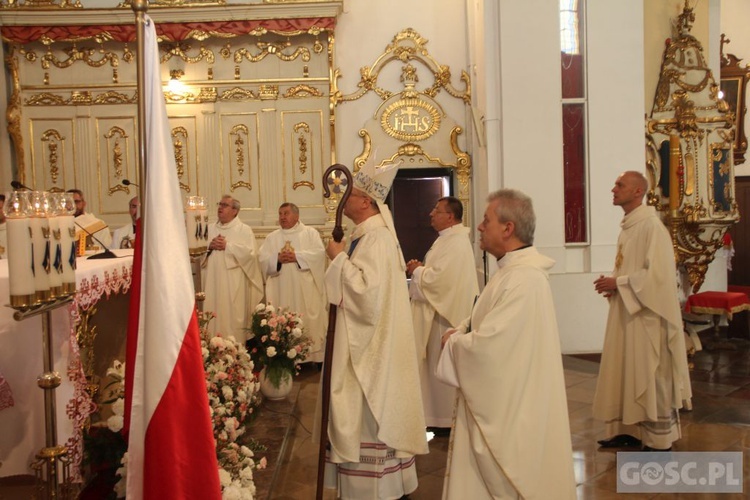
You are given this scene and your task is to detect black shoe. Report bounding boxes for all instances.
[642,445,672,452]
[597,434,642,448]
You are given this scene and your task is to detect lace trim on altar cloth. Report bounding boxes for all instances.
[65,263,132,483]
[0,370,14,412]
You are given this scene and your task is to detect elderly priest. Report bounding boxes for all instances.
[323,160,428,499]
[259,202,327,363]
[437,189,575,500]
[203,195,263,341]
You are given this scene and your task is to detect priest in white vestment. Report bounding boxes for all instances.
[68,188,113,249]
[322,160,428,499]
[406,196,478,431]
[203,195,263,342]
[259,202,327,363]
[593,171,692,451]
[110,196,139,249]
[437,189,576,500]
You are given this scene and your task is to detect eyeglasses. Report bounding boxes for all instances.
[74,199,84,204]
[217,202,232,208]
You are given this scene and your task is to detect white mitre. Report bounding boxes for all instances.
[353,156,405,268]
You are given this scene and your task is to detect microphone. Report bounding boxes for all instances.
[122,179,139,187]
[11,180,32,190]
[74,221,119,260]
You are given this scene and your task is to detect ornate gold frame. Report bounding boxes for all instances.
[331,28,472,223]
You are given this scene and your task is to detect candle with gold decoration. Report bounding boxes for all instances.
[669,134,681,213]
[46,193,64,298]
[4,191,35,308]
[185,196,208,255]
[58,192,77,295]
[29,191,52,304]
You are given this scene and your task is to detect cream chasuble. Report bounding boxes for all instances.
[410,223,478,427]
[437,247,576,500]
[203,217,263,342]
[323,213,428,462]
[592,204,692,448]
[259,222,328,362]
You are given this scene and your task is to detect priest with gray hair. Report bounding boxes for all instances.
[437,188,575,499]
[203,195,263,341]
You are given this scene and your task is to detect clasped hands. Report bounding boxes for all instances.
[278,249,297,264]
[593,275,617,298]
[209,234,226,251]
[406,259,422,277]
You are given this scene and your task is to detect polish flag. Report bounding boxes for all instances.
[123,14,220,499]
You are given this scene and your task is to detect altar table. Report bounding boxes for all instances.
[0,250,133,479]
[684,291,750,339]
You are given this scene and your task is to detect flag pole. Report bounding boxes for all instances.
[133,0,148,227]
[316,164,352,500]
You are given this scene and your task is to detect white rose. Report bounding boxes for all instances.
[255,303,266,312]
[260,319,267,327]
[111,398,124,416]
[265,304,275,313]
[240,465,254,482]
[107,415,124,432]
[295,318,304,328]
[222,385,233,399]
[218,468,232,487]
[286,348,297,359]
[240,445,254,457]
[292,327,302,338]
[266,346,277,357]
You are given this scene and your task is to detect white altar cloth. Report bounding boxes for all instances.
[0,249,133,478]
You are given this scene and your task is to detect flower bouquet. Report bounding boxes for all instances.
[199,311,266,496]
[247,303,312,390]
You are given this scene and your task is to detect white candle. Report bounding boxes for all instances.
[47,215,63,298]
[6,217,35,308]
[29,216,51,303]
[58,214,77,295]
[185,196,208,255]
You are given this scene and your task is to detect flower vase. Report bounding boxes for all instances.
[259,366,293,400]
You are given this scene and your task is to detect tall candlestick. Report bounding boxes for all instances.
[669,134,681,213]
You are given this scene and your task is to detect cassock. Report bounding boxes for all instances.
[592,204,692,449]
[437,247,576,500]
[409,223,478,427]
[110,223,135,249]
[75,212,112,249]
[203,217,263,342]
[259,222,327,362]
[323,214,428,499]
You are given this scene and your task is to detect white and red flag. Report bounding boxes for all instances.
[123,14,220,499]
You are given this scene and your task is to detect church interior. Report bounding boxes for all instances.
[2,0,750,498]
